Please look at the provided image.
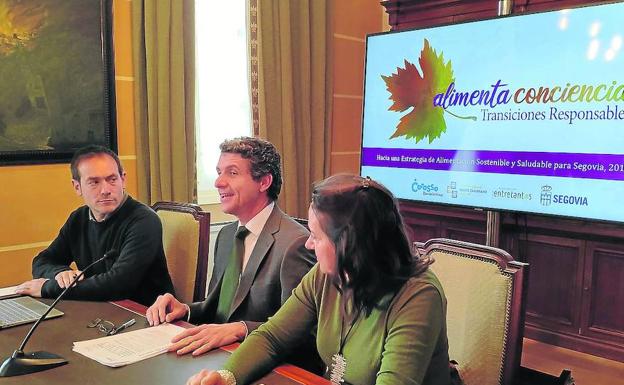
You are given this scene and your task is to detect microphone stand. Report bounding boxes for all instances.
[0,250,117,377]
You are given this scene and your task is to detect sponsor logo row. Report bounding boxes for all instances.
[410,179,588,206]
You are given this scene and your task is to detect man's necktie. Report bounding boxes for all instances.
[215,226,249,323]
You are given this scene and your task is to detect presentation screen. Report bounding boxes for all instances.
[361,1,624,222]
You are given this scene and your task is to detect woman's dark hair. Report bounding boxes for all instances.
[311,174,431,315]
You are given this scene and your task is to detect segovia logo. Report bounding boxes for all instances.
[540,185,588,206]
[540,185,552,206]
[412,179,439,193]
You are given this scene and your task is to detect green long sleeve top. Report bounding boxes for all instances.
[224,264,451,385]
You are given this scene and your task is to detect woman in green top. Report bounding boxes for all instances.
[187,174,451,385]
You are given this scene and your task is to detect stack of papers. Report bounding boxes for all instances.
[73,323,184,367]
[0,285,18,298]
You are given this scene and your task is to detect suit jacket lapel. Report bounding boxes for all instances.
[228,206,282,319]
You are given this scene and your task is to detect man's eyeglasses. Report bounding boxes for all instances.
[87,318,136,336]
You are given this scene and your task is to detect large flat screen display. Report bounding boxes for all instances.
[361,1,624,222]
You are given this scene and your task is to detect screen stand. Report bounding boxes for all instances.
[486,211,501,247]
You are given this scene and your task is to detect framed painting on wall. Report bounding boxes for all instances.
[0,0,116,165]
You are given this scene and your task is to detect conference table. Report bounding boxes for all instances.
[0,299,330,385]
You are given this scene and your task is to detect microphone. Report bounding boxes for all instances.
[0,249,118,377]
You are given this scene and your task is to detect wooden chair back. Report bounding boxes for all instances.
[152,201,210,303]
[415,238,529,385]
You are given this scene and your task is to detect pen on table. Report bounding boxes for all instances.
[109,318,136,335]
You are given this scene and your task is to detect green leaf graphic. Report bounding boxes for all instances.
[381,39,454,143]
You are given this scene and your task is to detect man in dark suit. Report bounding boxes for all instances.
[146,137,315,356]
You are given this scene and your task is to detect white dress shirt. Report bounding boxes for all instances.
[238,201,274,272]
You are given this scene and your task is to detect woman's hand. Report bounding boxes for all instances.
[185,370,227,385]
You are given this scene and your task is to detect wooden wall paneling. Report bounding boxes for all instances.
[582,242,624,346]
[443,224,487,245]
[499,213,532,263]
[524,238,624,361]
[382,0,617,31]
[399,201,487,244]
[500,230,519,261]
[501,212,624,241]
[402,215,440,244]
[514,0,615,13]
[399,200,487,222]
[381,0,497,30]
[521,234,584,334]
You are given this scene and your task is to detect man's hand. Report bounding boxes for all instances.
[54,270,83,289]
[15,278,49,297]
[186,369,227,385]
[169,322,247,356]
[145,293,187,326]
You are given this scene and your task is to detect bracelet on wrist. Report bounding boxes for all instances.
[217,369,236,385]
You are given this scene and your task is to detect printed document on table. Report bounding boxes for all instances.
[73,323,184,367]
[0,285,19,298]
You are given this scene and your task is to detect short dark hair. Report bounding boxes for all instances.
[219,137,282,200]
[311,174,431,315]
[70,145,123,181]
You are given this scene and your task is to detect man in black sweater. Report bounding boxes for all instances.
[15,145,174,306]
